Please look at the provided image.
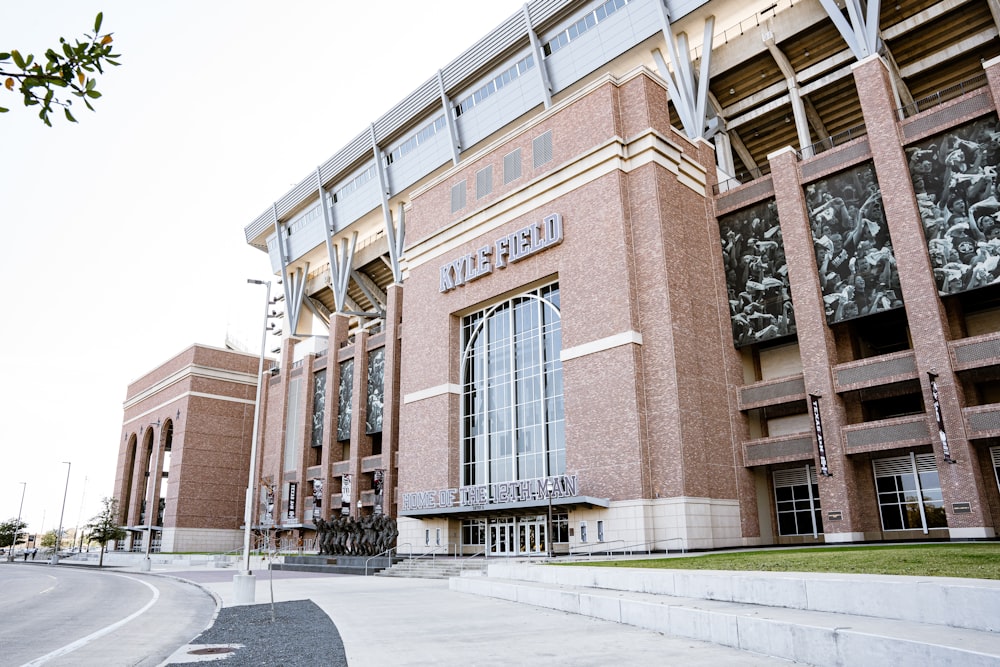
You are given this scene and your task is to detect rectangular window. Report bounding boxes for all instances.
[503,149,522,184]
[462,519,486,546]
[451,180,467,213]
[597,520,605,542]
[542,0,629,57]
[533,131,552,168]
[773,466,822,536]
[476,165,493,199]
[873,453,947,532]
[551,512,569,543]
[455,54,535,116]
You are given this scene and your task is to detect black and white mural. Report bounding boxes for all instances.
[366,348,385,435]
[719,199,796,347]
[311,369,326,448]
[907,114,1000,294]
[337,359,353,442]
[805,162,903,324]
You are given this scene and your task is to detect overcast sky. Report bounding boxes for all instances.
[0,1,523,539]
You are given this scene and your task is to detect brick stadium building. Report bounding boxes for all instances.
[114,345,261,553]
[234,0,1000,556]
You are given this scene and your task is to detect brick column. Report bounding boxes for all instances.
[320,313,350,520]
[983,55,1000,108]
[381,284,403,518]
[853,55,995,538]
[769,147,866,541]
[347,329,370,516]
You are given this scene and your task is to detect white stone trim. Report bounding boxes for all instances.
[823,531,866,543]
[949,526,996,539]
[403,383,461,405]
[124,364,258,409]
[561,331,642,362]
[123,391,256,426]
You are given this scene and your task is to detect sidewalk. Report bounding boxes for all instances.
[118,556,792,666]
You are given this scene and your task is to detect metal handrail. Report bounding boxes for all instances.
[567,537,687,558]
[410,544,452,562]
[365,544,410,576]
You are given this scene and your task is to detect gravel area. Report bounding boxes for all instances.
[165,599,347,666]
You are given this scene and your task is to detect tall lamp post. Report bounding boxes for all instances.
[140,421,161,571]
[7,482,25,562]
[235,278,271,605]
[51,462,70,565]
[546,478,554,559]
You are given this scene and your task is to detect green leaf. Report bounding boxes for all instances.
[94,12,103,33]
[64,107,76,123]
[85,89,101,99]
[0,52,11,61]
[0,106,8,113]
[11,50,25,69]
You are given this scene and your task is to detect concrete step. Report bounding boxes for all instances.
[376,558,489,579]
[451,564,1000,667]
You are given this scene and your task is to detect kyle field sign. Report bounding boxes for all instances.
[439,214,563,292]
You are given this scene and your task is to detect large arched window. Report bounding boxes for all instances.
[461,283,564,488]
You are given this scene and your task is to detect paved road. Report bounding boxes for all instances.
[1,563,216,667]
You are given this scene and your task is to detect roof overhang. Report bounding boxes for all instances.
[398,495,609,519]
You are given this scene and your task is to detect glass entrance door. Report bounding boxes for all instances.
[518,520,547,555]
[489,520,515,555]
[489,518,548,555]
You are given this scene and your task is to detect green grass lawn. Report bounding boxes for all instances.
[569,543,1000,580]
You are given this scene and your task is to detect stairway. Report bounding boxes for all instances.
[376,557,490,579]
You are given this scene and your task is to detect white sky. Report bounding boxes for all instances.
[0,1,524,539]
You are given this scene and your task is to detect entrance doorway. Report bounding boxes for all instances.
[488,517,547,555]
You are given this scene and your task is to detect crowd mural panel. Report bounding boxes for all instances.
[909,113,1000,295]
[719,200,796,347]
[804,163,903,325]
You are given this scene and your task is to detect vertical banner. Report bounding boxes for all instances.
[287,482,297,519]
[341,474,352,515]
[311,479,323,520]
[928,373,954,462]
[373,469,385,515]
[809,395,831,476]
[263,481,275,526]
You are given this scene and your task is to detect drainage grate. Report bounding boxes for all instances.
[188,647,235,656]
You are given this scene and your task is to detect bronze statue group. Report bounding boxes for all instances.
[313,514,398,556]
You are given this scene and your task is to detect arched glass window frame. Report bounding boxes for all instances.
[459,284,564,489]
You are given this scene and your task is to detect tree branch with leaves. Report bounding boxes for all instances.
[0,12,121,126]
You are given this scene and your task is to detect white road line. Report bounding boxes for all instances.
[19,574,161,666]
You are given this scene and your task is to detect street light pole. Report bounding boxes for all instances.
[546,478,554,559]
[141,421,161,571]
[8,482,25,562]
[235,279,271,604]
[51,463,70,565]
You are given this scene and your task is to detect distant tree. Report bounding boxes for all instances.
[0,517,28,550]
[0,12,120,125]
[86,497,127,567]
[39,529,59,548]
